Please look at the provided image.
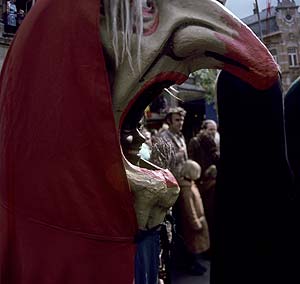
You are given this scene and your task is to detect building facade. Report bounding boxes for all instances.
[243,0,300,93]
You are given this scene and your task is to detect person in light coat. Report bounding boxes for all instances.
[177,160,210,275]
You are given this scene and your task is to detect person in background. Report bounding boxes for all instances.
[17,9,25,29]
[138,128,152,161]
[188,119,220,258]
[159,107,188,179]
[178,160,210,275]
[5,0,17,34]
[150,107,189,272]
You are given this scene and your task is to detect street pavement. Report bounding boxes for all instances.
[172,260,210,284]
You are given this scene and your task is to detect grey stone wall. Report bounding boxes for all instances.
[0,22,10,70]
[0,44,8,69]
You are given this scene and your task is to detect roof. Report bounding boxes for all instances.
[242,7,277,25]
[173,75,206,102]
[242,7,279,36]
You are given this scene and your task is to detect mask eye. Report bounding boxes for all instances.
[142,0,154,10]
[142,0,158,35]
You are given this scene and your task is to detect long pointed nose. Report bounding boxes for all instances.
[215,13,279,90]
[172,9,279,90]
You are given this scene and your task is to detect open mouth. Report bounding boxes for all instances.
[119,16,277,163]
[120,72,187,166]
[119,76,182,227]
[119,52,248,167]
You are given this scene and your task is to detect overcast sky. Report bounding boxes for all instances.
[226,0,300,19]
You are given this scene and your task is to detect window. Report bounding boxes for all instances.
[288,47,298,67]
[289,33,295,40]
[285,14,292,21]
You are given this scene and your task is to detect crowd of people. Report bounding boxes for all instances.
[129,106,220,283]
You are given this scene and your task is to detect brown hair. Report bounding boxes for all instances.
[165,107,186,124]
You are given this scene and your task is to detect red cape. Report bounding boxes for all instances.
[0,0,138,283]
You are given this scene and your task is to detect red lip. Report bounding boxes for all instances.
[119,71,188,129]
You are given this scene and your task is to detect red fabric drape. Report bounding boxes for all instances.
[0,0,138,283]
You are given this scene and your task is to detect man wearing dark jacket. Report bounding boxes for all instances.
[188,119,219,255]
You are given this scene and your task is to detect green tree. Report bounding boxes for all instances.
[192,69,218,104]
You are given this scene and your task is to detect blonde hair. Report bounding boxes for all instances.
[180,160,202,181]
[103,0,143,70]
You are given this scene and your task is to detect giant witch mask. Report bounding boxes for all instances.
[0,0,293,284]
